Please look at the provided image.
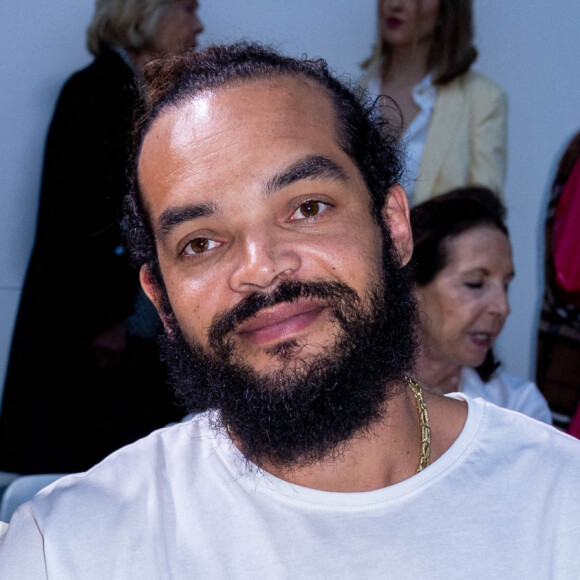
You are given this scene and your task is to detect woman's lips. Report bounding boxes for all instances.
[386,17,403,28]
[235,301,326,345]
[469,332,496,349]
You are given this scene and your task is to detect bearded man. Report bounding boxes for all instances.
[1,43,579,579]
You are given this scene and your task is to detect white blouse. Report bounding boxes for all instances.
[459,367,553,425]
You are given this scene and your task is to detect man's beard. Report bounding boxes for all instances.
[158,228,417,470]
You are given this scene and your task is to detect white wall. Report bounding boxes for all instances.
[0,2,95,406]
[1,1,580,406]
[473,2,580,378]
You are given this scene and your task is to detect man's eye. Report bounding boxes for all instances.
[465,282,483,289]
[183,238,218,255]
[291,200,328,220]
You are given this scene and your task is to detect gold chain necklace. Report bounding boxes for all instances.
[407,377,431,472]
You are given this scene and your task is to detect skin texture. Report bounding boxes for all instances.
[137,76,466,490]
[414,226,514,392]
[153,0,204,54]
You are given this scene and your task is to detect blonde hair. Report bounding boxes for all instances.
[87,0,173,56]
[363,0,477,86]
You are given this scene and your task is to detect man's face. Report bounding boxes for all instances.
[138,77,411,375]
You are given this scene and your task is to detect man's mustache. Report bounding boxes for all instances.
[207,279,359,350]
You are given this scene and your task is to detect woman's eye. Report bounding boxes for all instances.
[465,282,483,289]
[291,200,328,220]
[182,237,219,255]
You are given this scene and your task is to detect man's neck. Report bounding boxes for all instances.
[230,384,441,492]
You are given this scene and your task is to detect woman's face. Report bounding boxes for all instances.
[380,0,440,48]
[415,225,514,370]
[152,0,204,55]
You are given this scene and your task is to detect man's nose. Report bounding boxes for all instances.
[227,231,301,293]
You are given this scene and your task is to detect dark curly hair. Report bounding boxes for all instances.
[409,187,508,381]
[123,41,404,288]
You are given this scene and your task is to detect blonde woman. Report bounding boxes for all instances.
[363,0,507,205]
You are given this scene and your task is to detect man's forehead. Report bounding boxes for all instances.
[137,76,345,200]
[141,75,340,155]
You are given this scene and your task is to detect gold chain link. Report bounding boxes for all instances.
[407,377,431,473]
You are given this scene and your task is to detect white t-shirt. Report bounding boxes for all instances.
[460,367,553,424]
[1,396,579,579]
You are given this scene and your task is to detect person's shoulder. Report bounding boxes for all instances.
[26,413,216,517]
[495,370,537,391]
[468,368,538,397]
[429,391,579,489]
[0,413,221,575]
[460,70,503,91]
[459,368,552,423]
[459,393,578,459]
[458,70,506,102]
[59,50,134,102]
[494,371,553,423]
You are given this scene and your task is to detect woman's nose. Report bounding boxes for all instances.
[489,286,510,318]
[384,0,404,10]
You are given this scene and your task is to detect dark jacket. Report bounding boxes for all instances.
[0,47,181,474]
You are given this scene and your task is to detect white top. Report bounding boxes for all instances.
[366,73,437,204]
[1,396,579,579]
[460,367,553,424]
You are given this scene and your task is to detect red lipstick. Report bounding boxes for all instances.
[386,17,403,28]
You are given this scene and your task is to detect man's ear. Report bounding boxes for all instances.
[381,184,413,266]
[140,265,172,333]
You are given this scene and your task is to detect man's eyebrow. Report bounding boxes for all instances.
[154,155,347,239]
[157,202,217,238]
[263,155,349,197]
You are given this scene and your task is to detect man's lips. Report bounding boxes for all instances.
[235,301,326,345]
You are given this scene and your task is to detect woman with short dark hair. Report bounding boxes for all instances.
[409,187,552,423]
